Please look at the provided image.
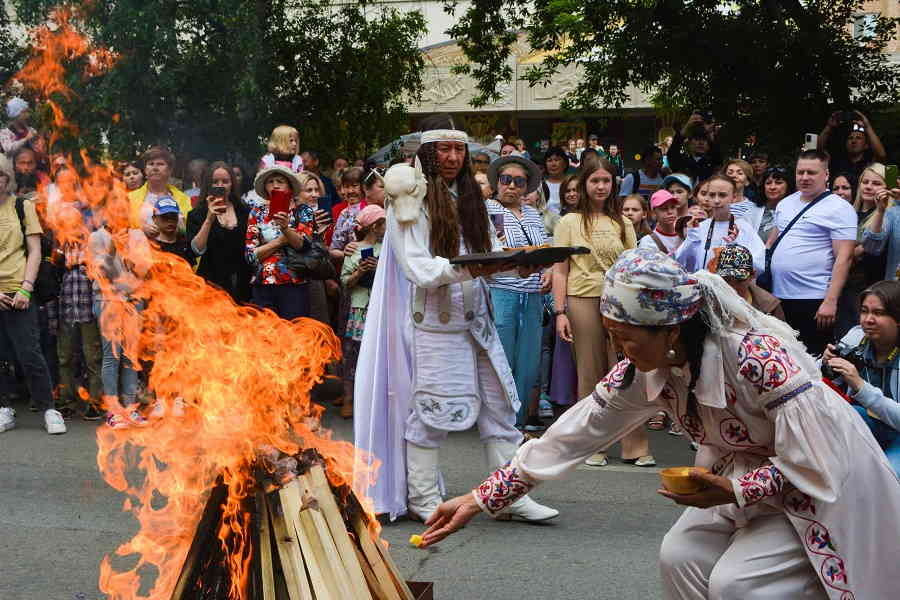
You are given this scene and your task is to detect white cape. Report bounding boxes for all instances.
[352,221,413,520]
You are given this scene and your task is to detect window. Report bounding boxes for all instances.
[853,13,877,41]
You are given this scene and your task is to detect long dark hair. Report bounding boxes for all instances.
[576,157,627,245]
[197,161,242,213]
[416,142,490,258]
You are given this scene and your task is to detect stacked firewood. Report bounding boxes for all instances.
[171,450,431,600]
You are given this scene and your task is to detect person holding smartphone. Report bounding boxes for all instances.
[187,161,252,303]
[244,166,312,320]
[339,205,386,419]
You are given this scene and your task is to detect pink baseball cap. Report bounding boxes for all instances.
[650,189,678,209]
[356,204,385,228]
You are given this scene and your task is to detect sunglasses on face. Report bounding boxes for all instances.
[498,174,528,188]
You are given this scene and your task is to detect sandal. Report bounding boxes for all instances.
[647,411,667,431]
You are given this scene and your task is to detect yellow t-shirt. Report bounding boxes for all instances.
[554,212,636,297]
[0,196,43,293]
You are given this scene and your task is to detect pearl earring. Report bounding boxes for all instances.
[666,348,677,360]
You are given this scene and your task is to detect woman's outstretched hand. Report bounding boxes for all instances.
[419,493,483,548]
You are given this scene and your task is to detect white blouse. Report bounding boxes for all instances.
[472,327,900,599]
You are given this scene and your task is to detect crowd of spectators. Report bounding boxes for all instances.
[1,98,899,478]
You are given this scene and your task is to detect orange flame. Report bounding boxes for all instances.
[16,8,379,599]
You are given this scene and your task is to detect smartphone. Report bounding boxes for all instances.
[886,164,898,190]
[268,189,291,217]
[803,133,818,151]
[211,185,227,198]
[361,247,374,260]
[490,213,505,232]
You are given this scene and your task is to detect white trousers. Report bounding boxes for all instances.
[404,343,522,449]
[660,507,827,600]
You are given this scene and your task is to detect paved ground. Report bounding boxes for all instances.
[0,400,694,600]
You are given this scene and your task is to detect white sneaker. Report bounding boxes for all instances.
[44,409,67,435]
[496,495,560,522]
[128,410,148,427]
[0,407,15,432]
[106,412,129,429]
[538,398,554,419]
[584,452,608,467]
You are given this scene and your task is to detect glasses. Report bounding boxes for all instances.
[498,174,528,188]
[473,158,490,164]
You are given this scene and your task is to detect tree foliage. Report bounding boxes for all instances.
[443,0,900,154]
[8,0,426,162]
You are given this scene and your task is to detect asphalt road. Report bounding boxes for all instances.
[0,400,694,600]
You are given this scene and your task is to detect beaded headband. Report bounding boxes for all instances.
[420,129,469,145]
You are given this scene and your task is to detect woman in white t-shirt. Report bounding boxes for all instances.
[675,175,766,274]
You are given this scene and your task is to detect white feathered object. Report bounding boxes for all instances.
[382,157,427,224]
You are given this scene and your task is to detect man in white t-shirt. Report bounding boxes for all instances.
[767,150,856,355]
[619,145,664,202]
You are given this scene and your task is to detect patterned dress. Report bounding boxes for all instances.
[474,328,900,599]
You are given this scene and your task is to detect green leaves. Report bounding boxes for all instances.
[443,0,900,156]
[9,0,426,163]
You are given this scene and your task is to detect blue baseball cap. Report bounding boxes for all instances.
[153,195,180,216]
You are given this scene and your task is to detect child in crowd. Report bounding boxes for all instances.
[151,196,195,264]
[674,174,766,273]
[259,125,302,173]
[339,205,386,419]
[621,193,651,240]
[710,243,785,320]
[638,190,682,255]
[662,173,692,216]
[692,177,713,216]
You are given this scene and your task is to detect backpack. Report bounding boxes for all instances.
[14,197,62,304]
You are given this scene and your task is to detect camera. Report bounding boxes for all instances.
[838,110,856,125]
[821,342,868,380]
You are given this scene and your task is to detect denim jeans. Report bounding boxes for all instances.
[93,299,138,408]
[490,288,543,426]
[0,302,54,411]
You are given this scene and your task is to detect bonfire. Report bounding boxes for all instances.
[14,7,427,599]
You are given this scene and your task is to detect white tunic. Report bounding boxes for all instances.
[473,327,900,599]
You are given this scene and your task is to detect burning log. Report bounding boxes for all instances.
[171,452,431,600]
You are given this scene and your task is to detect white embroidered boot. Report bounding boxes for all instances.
[483,440,559,522]
[406,442,442,522]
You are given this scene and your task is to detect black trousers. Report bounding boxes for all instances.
[779,298,833,357]
[0,302,54,411]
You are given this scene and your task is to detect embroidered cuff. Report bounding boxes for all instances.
[733,464,784,508]
[472,464,535,516]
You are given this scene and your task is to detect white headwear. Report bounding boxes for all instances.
[420,129,468,145]
[6,97,28,119]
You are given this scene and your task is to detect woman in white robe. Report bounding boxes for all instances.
[420,247,900,600]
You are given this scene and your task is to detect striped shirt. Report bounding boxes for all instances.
[485,200,547,293]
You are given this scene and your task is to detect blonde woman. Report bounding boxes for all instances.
[838,163,890,337]
[552,157,655,467]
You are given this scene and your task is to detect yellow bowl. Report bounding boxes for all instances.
[660,467,709,494]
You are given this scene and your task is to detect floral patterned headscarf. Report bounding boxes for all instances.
[600,248,703,326]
